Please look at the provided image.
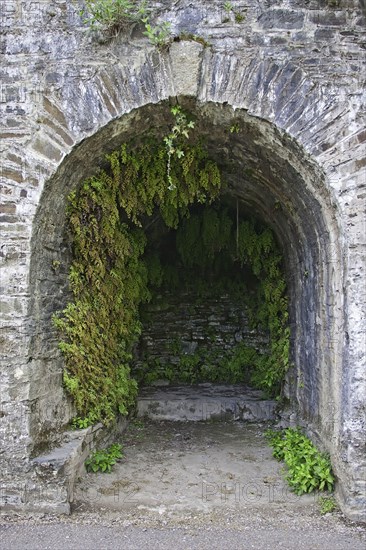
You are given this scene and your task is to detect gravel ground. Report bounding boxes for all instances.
[1,509,365,550]
[1,420,365,549]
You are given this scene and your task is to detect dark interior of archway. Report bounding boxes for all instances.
[132,198,273,388]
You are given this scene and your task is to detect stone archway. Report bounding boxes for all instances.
[22,98,347,514]
[1,4,365,519]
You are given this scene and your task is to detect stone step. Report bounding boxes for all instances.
[26,418,128,514]
[137,383,277,422]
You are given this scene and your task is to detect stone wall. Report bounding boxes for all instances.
[135,290,269,377]
[0,0,365,519]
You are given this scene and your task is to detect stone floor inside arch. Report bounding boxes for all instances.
[1,0,365,529]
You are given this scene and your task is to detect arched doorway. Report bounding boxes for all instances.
[23,98,349,513]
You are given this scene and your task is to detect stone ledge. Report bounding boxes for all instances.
[0,418,127,515]
[137,383,278,422]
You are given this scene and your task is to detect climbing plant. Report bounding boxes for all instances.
[53,116,221,425]
[54,107,289,426]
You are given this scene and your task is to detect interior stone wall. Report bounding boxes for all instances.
[135,289,269,378]
[0,0,365,519]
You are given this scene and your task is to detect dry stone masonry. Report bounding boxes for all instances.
[136,290,269,373]
[0,0,365,520]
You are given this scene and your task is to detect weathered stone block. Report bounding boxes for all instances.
[310,11,347,26]
[137,384,277,422]
[258,9,305,30]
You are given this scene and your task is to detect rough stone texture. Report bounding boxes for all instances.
[137,384,277,422]
[135,290,269,376]
[1,417,127,515]
[0,0,365,521]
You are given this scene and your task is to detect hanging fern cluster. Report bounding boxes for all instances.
[53,139,222,425]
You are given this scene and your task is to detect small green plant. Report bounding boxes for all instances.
[319,495,338,515]
[81,0,147,36]
[85,443,123,473]
[164,106,195,190]
[265,428,335,495]
[223,1,233,13]
[71,416,94,429]
[230,123,240,134]
[222,1,232,22]
[222,3,245,24]
[234,12,245,23]
[141,358,175,385]
[142,18,171,48]
[51,259,61,271]
[81,1,171,48]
